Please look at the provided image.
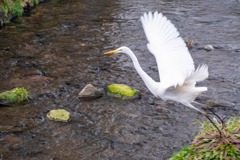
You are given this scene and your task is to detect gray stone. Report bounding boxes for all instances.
[78,84,103,100]
[204,45,214,51]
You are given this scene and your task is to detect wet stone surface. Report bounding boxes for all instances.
[78,84,103,100]
[0,0,240,159]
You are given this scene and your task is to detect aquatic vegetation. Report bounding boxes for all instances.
[170,117,240,160]
[0,0,39,17]
[0,87,30,103]
[106,84,140,99]
[47,109,70,122]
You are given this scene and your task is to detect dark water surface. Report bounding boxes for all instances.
[0,0,240,159]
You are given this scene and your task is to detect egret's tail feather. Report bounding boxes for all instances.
[194,87,208,92]
[183,87,207,104]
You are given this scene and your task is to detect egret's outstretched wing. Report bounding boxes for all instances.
[140,11,195,88]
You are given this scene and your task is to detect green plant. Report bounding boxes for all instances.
[1,4,9,16]
[0,0,34,17]
[11,0,23,16]
[0,0,14,16]
[170,117,240,160]
[170,146,194,160]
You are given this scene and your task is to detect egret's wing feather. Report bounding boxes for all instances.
[186,64,208,83]
[140,11,195,88]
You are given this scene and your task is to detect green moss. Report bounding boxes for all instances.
[0,87,30,103]
[47,109,70,122]
[107,84,139,97]
[169,117,240,160]
[0,0,39,17]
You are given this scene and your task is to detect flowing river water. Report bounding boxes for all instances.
[0,0,240,159]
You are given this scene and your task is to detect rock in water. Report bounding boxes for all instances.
[47,109,70,122]
[106,84,140,100]
[204,45,214,51]
[78,84,103,100]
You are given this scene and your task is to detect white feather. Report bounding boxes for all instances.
[141,11,195,88]
[187,64,209,83]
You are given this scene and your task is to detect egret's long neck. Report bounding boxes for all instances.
[124,49,158,96]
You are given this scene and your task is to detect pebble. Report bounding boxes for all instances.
[204,45,214,51]
[78,84,103,100]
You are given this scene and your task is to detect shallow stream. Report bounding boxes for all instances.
[0,0,240,159]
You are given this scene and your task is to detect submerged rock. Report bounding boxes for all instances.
[47,109,70,122]
[204,45,214,51]
[78,84,103,100]
[106,84,140,100]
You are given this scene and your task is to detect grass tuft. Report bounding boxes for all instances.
[12,0,23,16]
[170,117,240,160]
[0,0,39,17]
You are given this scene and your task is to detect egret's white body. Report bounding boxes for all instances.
[104,11,209,115]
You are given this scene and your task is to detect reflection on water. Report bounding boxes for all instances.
[0,0,240,159]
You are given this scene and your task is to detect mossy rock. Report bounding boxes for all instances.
[47,109,70,122]
[106,84,140,100]
[0,87,30,105]
[169,117,240,160]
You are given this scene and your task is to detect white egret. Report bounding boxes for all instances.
[104,11,222,136]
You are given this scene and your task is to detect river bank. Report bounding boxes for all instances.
[0,0,43,27]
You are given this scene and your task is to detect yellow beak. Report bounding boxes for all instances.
[104,49,119,55]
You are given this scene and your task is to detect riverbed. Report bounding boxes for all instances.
[0,0,240,159]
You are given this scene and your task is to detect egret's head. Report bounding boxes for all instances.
[104,46,130,55]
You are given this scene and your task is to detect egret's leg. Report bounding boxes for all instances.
[203,114,222,139]
[193,101,225,129]
[183,102,207,115]
[186,103,222,139]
